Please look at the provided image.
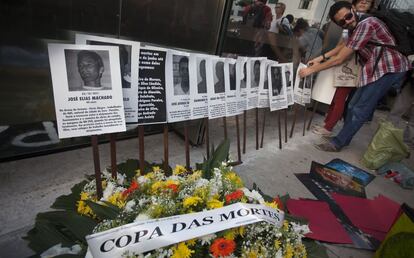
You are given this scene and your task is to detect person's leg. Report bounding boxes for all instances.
[332,72,406,149]
[324,87,354,131]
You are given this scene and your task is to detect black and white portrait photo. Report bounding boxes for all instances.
[65,49,112,91]
[214,61,225,94]
[264,64,269,90]
[229,63,236,91]
[197,58,207,94]
[88,41,131,89]
[240,62,247,89]
[285,69,291,87]
[173,55,190,95]
[271,66,282,96]
[298,77,305,89]
[304,76,312,89]
[251,60,261,88]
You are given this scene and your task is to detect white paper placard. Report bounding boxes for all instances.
[86,202,284,258]
[269,64,288,111]
[189,54,210,120]
[165,50,192,123]
[311,67,336,105]
[281,63,294,106]
[303,74,313,104]
[75,34,140,124]
[236,57,248,114]
[258,60,276,108]
[48,44,126,139]
[293,63,307,106]
[137,46,168,125]
[246,57,266,110]
[207,57,227,119]
[225,58,239,117]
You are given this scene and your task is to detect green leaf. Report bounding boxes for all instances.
[51,180,88,211]
[303,239,329,258]
[85,200,120,220]
[116,159,139,180]
[100,201,122,213]
[200,139,230,179]
[37,211,97,241]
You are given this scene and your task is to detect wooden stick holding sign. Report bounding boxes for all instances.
[284,109,288,143]
[205,118,210,159]
[236,115,242,163]
[307,101,319,131]
[290,104,298,138]
[303,105,308,136]
[109,133,117,179]
[243,110,247,153]
[278,111,282,149]
[163,124,169,174]
[223,117,228,140]
[91,135,103,199]
[185,122,190,170]
[256,108,259,150]
[260,110,266,148]
[138,125,145,174]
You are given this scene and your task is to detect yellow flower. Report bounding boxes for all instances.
[264,201,278,210]
[188,170,203,181]
[186,238,197,246]
[151,181,164,194]
[77,192,95,218]
[171,242,194,258]
[173,165,187,175]
[148,204,164,218]
[224,172,243,187]
[194,186,209,199]
[183,196,203,209]
[107,192,126,208]
[238,226,245,237]
[166,179,179,186]
[274,239,281,250]
[207,198,224,209]
[284,244,293,258]
[144,172,155,180]
[283,220,289,231]
[135,169,141,176]
[152,166,161,173]
[224,229,236,240]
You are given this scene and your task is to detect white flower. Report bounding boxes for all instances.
[137,176,148,185]
[291,222,311,235]
[241,188,265,204]
[200,233,216,245]
[102,181,116,201]
[116,173,126,185]
[124,200,136,212]
[134,213,150,222]
[275,249,283,258]
[41,243,81,258]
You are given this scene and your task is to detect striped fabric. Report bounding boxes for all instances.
[346,17,411,87]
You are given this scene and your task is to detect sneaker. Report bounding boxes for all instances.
[314,142,339,152]
[312,125,332,136]
[322,136,335,142]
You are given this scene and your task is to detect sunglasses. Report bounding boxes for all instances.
[336,12,354,27]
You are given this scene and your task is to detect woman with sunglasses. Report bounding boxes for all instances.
[299,1,411,152]
[309,0,376,137]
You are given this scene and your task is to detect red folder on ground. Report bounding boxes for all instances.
[331,193,401,241]
[287,199,352,244]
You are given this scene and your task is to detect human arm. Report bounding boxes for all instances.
[307,39,345,66]
[299,45,354,78]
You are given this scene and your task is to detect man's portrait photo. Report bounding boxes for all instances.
[173,55,190,95]
[263,64,269,89]
[298,77,305,89]
[88,41,131,88]
[271,66,282,96]
[240,62,247,89]
[251,60,261,88]
[229,63,236,91]
[304,76,312,89]
[214,61,225,94]
[65,49,112,91]
[285,69,291,87]
[197,58,207,94]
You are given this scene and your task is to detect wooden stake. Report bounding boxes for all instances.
[91,135,103,199]
[163,124,169,173]
[243,110,247,153]
[284,109,288,143]
[289,104,297,138]
[255,108,259,150]
[138,125,145,174]
[109,133,117,179]
[223,116,228,140]
[307,101,319,131]
[278,111,282,149]
[303,105,307,136]
[236,115,242,163]
[185,122,190,169]
[260,109,266,148]
[205,118,210,159]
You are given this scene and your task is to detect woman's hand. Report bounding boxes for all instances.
[298,66,314,78]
